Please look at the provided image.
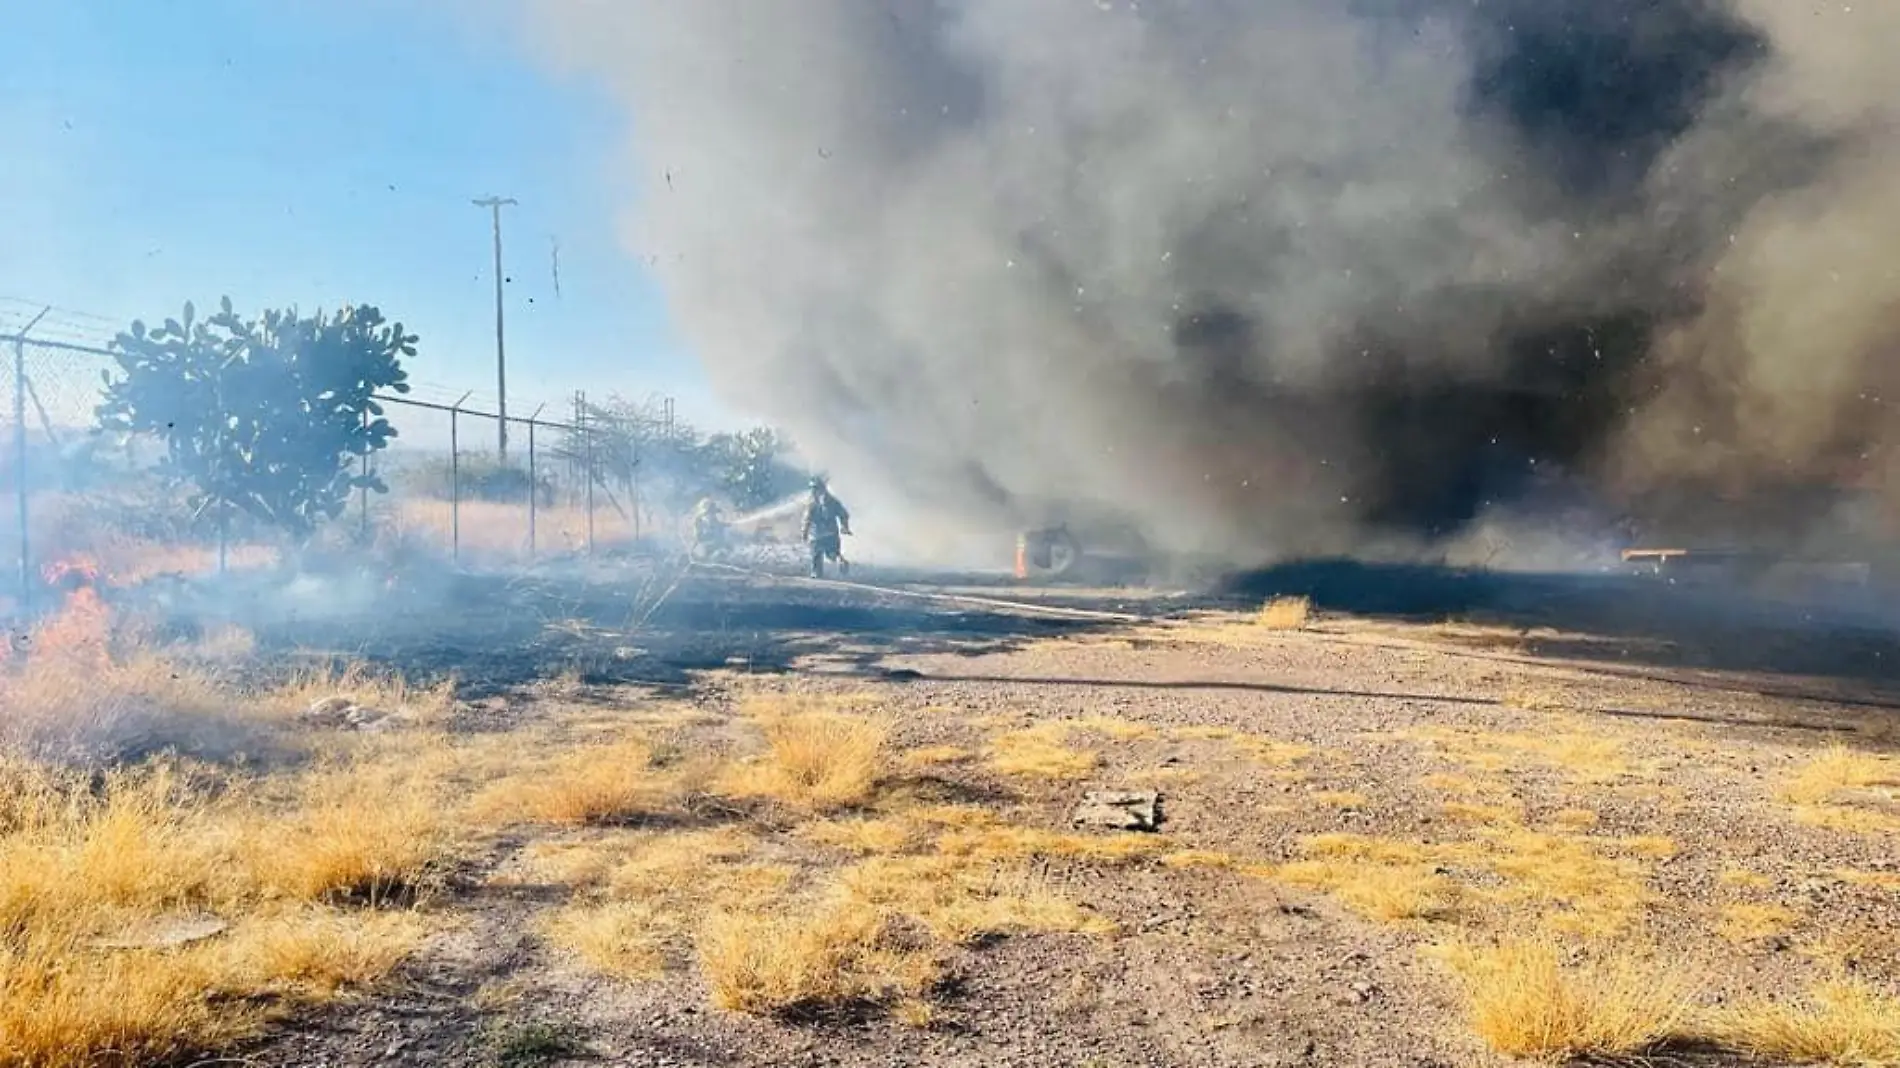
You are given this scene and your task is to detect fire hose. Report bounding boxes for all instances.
[688,561,1147,624]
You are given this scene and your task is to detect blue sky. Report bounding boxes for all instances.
[0,0,733,438]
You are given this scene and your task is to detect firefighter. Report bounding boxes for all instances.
[689,497,728,561]
[801,476,852,578]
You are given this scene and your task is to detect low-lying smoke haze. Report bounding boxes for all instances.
[526,0,1900,567]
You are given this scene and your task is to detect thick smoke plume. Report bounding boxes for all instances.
[529,0,1900,566]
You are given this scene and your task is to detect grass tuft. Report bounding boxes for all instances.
[1712,977,1900,1066]
[986,724,1100,781]
[1256,596,1312,630]
[1271,858,1460,922]
[474,737,675,826]
[720,710,887,812]
[251,762,447,905]
[697,897,938,1018]
[1437,937,1698,1062]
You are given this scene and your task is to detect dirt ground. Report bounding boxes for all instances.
[227,566,1899,1068]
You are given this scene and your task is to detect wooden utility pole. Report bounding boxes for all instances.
[472,196,517,459]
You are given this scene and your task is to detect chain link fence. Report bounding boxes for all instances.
[0,333,679,616]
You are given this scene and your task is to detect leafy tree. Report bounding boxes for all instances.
[700,427,804,512]
[558,395,807,518]
[97,297,415,539]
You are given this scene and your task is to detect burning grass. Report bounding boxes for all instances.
[0,579,235,764]
[0,576,461,1066]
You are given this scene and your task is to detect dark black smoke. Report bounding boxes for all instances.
[528,0,1900,566]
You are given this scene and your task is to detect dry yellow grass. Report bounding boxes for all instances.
[720,710,887,812]
[693,841,1119,1020]
[1502,687,1573,714]
[1272,860,1460,922]
[1794,804,1900,835]
[1162,850,1239,871]
[1719,867,1775,891]
[1402,725,1631,784]
[1466,829,1657,938]
[1780,746,1900,836]
[1442,801,1525,826]
[698,897,939,1018]
[0,762,240,940]
[391,498,637,559]
[895,745,974,772]
[0,931,261,1068]
[1286,829,1662,939]
[0,593,231,763]
[1256,596,1313,630]
[541,828,795,980]
[935,824,1170,865]
[542,900,673,980]
[1230,734,1316,766]
[1169,725,1240,741]
[1832,868,1900,892]
[250,762,448,904]
[837,855,1115,944]
[1716,902,1798,944]
[1781,746,1900,806]
[265,661,457,726]
[1436,937,1698,1062]
[472,737,677,826]
[797,817,918,855]
[1548,808,1599,831]
[986,723,1101,781]
[233,908,430,995]
[1066,716,1158,741]
[1712,977,1900,1066]
[0,903,426,1067]
[1312,790,1370,809]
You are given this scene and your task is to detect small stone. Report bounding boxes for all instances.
[1072,789,1163,832]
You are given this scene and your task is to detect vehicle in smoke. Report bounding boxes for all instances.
[681,494,811,570]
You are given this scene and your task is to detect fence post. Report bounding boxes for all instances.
[630,438,642,545]
[527,404,545,561]
[449,392,470,564]
[581,391,595,555]
[12,335,29,609]
[359,408,370,542]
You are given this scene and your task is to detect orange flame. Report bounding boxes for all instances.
[5,555,114,671]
